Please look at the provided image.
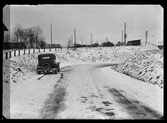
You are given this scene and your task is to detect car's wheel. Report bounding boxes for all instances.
[42,63,51,72]
[58,65,60,72]
[54,69,57,74]
[38,71,41,74]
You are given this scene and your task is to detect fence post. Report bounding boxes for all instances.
[33,48,35,53]
[29,48,30,54]
[24,49,25,55]
[14,50,16,56]
[49,48,51,52]
[6,52,8,59]
[9,51,11,58]
[44,48,45,52]
[18,50,20,56]
[39,48,40,52]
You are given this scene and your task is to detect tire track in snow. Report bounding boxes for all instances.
[57,63,123,119]
[39,65,76,119]
[108,88,162,119]
[40,79,67,119]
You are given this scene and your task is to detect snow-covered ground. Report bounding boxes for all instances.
[112,48,163,89]
[3,45,163,87]
[3,45,164,119]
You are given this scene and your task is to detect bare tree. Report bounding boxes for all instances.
[11,24,47,48]
[32,26,43,48]
[38,37,47,48]
[27,28,35,48]
[13,24,24,42]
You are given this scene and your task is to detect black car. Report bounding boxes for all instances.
[36,53,60,74]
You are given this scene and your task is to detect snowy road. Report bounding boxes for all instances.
[9,63,163,119]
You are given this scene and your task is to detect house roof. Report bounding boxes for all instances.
[3,23,8,31]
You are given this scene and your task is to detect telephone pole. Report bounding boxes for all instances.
[145,30,148,45]
[91,33,93,45]
[106,37,108,42]
[74,29,76,45]
[71,35,73,46]
[50,23,52,47]
[124,22,127,45]
[121,30,123,43]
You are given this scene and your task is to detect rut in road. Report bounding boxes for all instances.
[108,88,162,119]
[55,64,125,119]
[40,65,76,119]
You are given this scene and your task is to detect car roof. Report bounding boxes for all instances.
[38,53,55,57]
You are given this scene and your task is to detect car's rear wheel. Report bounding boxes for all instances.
[58,65,60,72]
[42,63,51,73]
[37,71,41,74]
[54,69,57,74]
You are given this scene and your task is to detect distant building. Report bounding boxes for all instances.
[126,39,141,46]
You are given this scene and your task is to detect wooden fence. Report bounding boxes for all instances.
[3,47,61,60]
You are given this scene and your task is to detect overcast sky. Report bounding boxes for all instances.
[4,5,163,45]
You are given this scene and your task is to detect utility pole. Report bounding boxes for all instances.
[145,30,148,45]
[91,33,93,45]
[121,30,123,43]
[50,23,52,47]
[71,35,73,46]
[106,37,108,42]
[124,22,127,45]
[74,29,76,45]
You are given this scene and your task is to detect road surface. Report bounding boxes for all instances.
[9,63,163,119]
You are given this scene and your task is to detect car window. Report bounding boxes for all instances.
[40,56,51,60]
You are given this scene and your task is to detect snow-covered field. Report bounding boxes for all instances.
[3,45,164,119]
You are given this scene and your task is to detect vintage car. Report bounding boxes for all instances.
[36,53,60,74]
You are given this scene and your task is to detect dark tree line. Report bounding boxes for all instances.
[4,24,47,48]
[71,41,114,48]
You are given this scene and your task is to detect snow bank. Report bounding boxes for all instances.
[53,47,135,63]
[3,53,39,84]
[112,46,163,89]
[3,45,162,85]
